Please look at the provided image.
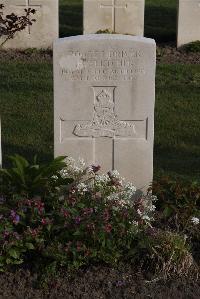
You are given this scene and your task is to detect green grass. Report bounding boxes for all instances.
[155,64,200,181]
[60,0,177,42]
[0,61,53,163]
[145,0,177,42]
[0,0,200,182]
[1,61,200,182]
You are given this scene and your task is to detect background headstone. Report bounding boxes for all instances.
[177,0,200,47]
[54,35,156,190]
[83,0,145,36]
[0,0,59,49]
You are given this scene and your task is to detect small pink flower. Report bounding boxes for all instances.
[74,216,81,224]
[41,218,48,225]
[104,223,112,233]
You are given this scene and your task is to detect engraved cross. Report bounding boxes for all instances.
[60,86,147,170]
[100,0,128,32]
[15,0,42,34]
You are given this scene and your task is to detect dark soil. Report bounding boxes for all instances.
[0,264,199,299]
[0,44,200,64]
[157,44,200,64]
[0,49,53,63]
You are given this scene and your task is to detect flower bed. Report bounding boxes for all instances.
[0,155,199,293]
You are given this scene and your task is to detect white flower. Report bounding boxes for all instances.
[63,156,86,177]
[60,169,69,179]
[191,217,199,225]
[141,215,151,222]
[77,182,88,193]
[78,157,85,168]
[121,182,136,200]
[95,174,110,184]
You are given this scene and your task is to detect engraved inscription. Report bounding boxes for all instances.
[74,86,136,138]
[59,49,146,81]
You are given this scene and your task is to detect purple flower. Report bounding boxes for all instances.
[74,216,81,225]
[116,280,126,287]
[14,214,20,224]
[10,210,20,224]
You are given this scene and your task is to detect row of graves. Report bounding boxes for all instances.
[0,0,199,191]
[0,0,200,48]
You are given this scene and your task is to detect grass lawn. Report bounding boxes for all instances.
[0,0,200,183]
[1,60,200,182]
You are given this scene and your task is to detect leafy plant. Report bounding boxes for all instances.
[152,177,200,230]
[0,3,37,47]
[0,154,73,197]
[181,41,200,53]
[0,156,196,278]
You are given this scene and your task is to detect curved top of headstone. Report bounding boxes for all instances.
[54,34,155,45]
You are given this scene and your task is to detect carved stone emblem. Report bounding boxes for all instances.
[74,86,136,138]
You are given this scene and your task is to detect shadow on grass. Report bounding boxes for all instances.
[145,4,177,42]
[2,143,53,168]
[154,144,200,181]
[59,1,83,37]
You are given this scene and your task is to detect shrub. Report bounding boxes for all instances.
[0,156,196,278]
[152,177,200,230]
[0,154,73,197]
[152,177,200,262]
[181,41,200,53]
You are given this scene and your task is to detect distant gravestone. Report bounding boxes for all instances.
[83,0,145,36]
[177,0,200,47]
[54,35,156,190]
[0,0,58,49]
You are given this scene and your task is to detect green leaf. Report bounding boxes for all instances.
[6,258,12,264]
[12,259,23,265]
[163,206,173,218]
[26,243,35,250]
[8,248,20,259]
[73,231,81,236]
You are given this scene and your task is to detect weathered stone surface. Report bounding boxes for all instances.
[54,35,156,190]
[83,0,145,36]
[0,0,58,49]
[177,0,200,47]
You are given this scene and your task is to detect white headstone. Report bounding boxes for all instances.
[54,35,156,191]
[83,0,145,36]
[177,0,200,47]
[0,0,58,49]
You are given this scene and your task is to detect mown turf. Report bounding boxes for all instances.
[1,59,200,182]
[145,0,177,42]
[0,0,200,182]
[0,60,53,163]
